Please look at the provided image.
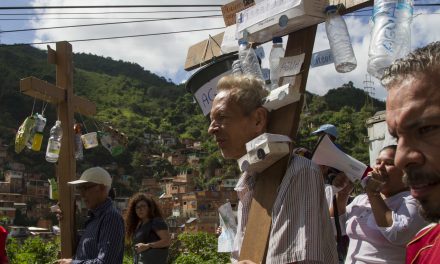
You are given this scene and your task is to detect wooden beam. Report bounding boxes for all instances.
[72,96,97,116]
[239,24,317,263]
[20,77,64,104]
[330,0,373,14]
[55,41,76,258]
[20,77,96,116]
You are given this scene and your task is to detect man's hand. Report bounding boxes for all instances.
[216,226,222,237]
[237,260,257,264]
[54,259,72,264]
[332,172,349,189]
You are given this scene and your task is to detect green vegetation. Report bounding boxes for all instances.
[171,232,230,264]
[0,44,384,194]
[6,232,227,264]
[7,236,59,264]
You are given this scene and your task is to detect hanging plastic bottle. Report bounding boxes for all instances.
[238,39,264,81]
[269,37,285,90]
[31,114,46,151]
[25,114,37,149]
[74,123,83,160]
[46,120,63,163]
[367,0,412,79]
[325,5,357,73]
[231,59,243,75]
[395,0,413,58]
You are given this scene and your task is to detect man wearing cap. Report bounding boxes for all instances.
[56,167,125,264]
[312,124,350,263]
[311,124,339,142]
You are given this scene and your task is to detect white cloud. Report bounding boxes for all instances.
[29,0,228,79]
[24,1,440,100]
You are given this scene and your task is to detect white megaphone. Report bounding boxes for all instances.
[312,135,371,183]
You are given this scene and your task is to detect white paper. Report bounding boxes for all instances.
[221,24,239,54]
[245,132,291,152]
[218,202,237,253]
[236,0,302,32]
[278,53,305,77]
[193,71,230,116]
[281,75,296,86]
[310,49,334,68]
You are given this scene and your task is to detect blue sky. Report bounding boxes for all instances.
[1,0,439,100]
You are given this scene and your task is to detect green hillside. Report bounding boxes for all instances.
[0,44,384,196]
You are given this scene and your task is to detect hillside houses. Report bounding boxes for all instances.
[0,131,239,237]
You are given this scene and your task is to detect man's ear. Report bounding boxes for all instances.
[254,107,268,134]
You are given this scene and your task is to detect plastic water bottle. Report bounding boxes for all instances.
[74,123,83,160]
[31,114,46,151]
[367,0,412,78]
[269,37,285,90]
[231,59,243,75]
[395,0,413,56]
[325,5,357,73]
[46,120,63,163]
[238,39,264,81]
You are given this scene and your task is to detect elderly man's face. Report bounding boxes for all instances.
[386,71,440,222]
[208,90,264,160]
[77,183,106,210]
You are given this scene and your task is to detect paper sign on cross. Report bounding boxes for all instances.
[19,41,96,258]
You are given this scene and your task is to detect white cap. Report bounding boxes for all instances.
[68,167,112,187]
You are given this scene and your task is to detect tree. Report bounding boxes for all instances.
[173,232,229,264]
[7,236,59,264]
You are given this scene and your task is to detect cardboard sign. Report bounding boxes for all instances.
[194,71,231,116]
[278,53,305,77]
[310,49,334,68]
[221,0,255,26]
[184,32,224,71]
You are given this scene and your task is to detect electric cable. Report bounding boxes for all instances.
[1,26,225,46]
[0,14,223,33]
[0,4,224,10]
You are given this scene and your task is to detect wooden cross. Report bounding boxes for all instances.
[185,1,373,263]
[19,41,96,258]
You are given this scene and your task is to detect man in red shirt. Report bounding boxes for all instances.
[382,41,440,264]
[0,225,8,264]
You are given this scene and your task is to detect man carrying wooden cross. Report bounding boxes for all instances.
[208,74,338,263]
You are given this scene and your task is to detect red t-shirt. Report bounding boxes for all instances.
[406,223,440,264]
[0,225,8,264]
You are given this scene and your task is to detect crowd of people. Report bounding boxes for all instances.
[9,41,435,264]
[208,41,440,264]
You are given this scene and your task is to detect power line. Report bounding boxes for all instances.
[1,26,225,46]
[0,10,221,16]
[0,5,224,10]
[0,16,220,21]
[0,15,223,33]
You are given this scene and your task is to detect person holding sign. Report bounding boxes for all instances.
[332,145,427,264]
[208,74,337,264]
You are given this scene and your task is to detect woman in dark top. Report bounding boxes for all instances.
[124,193,171,264]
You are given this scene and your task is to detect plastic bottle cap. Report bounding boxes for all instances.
[325,5,338,14]
[272,37,283,44]
[278,15,288,27]
[238,39,248,45]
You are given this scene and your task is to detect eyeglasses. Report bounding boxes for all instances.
[77,183,99,192]
[135,204,148,210]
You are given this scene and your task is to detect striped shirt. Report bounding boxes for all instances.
[73,198,125,264]
[232,154,338,264]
